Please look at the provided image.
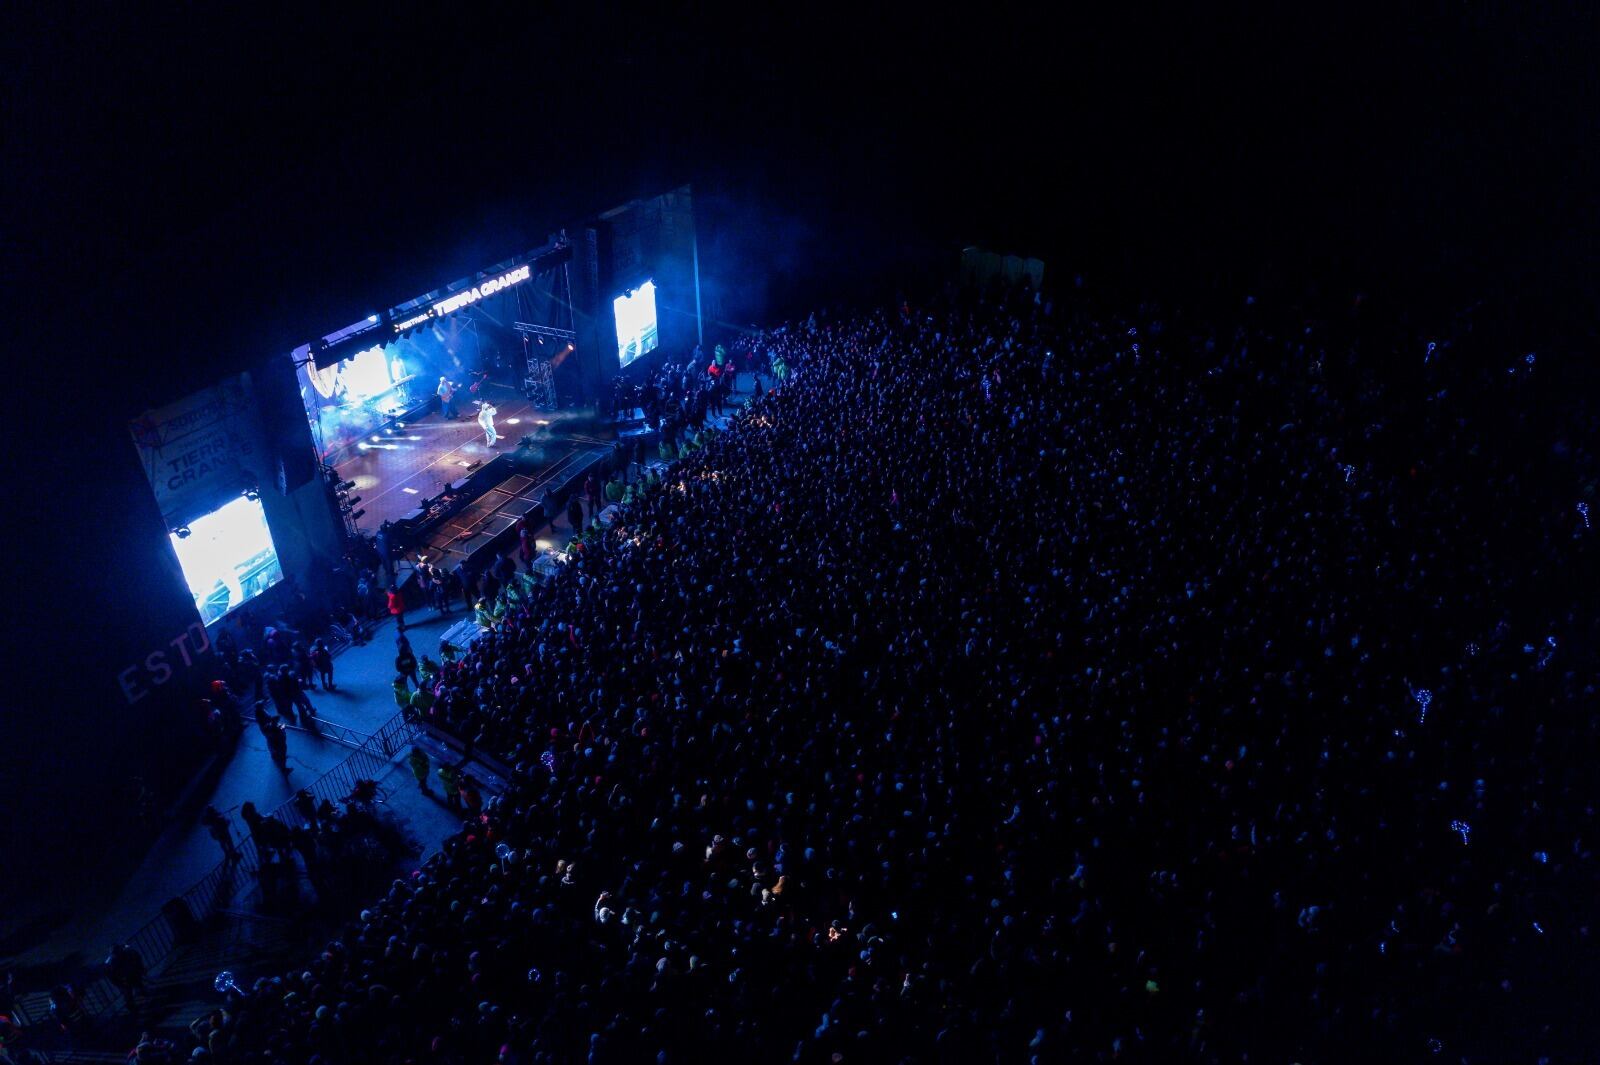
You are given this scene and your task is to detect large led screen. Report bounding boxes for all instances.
[614,280,659,367]
[171,495,285,625]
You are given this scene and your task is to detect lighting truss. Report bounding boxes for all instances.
[513,322,578,341]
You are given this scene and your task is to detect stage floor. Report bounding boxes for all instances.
[335,382,554,529]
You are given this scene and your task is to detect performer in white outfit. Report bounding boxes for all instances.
[478,400,499,447]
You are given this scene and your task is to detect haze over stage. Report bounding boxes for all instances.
[333,382,560,530]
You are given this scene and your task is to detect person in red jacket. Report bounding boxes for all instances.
[387,586,407,632]
[518,524,536,571]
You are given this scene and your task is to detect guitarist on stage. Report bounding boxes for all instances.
[437,376,459,419]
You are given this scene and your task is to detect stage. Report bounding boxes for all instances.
[334,381,558,529]
[332,371,753,574]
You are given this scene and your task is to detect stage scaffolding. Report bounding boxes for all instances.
[523,356,558,408]
[513,238,578,406]
[515,318,577,408]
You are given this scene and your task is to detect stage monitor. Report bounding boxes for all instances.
[614,280,659,368]
[170,494,285,626]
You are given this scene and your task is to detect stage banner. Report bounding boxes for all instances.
[129,375,266,528]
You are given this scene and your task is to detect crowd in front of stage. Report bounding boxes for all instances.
[152,286,1598,1064]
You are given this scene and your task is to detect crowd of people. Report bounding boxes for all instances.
[615,341,743,453]
[174,289,1597,1062]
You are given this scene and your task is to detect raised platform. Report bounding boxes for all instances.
[409,444,612,574]
[334,381,552,530]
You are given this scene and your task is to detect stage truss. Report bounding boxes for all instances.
[524,357,558,408]
[515,321,575,408]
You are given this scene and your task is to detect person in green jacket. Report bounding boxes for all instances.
[393,675,412,712]
[409,686,436,717]
[604,477,625,504]
[437,761,462,810]
[407,746,431,791]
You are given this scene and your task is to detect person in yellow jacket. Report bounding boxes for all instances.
[406,746,431,792]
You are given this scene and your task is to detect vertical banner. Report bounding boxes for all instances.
[129,375,266,528]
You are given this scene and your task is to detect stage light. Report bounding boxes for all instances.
[397,422,406,429]
[407,435,421,441]
[349,509,365,520]
[343,495,362,506]
[243,487,261,502]
[175,526,192,539]
[506,418,521,425]
[337,480,356,491]
[358,442,371,450]
[371,435,381,442]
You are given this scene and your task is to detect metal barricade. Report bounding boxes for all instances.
[76,713,416,1022]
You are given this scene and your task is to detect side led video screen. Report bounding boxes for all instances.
[170,494,285,625]
[614,280,659,368]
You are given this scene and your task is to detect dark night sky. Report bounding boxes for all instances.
[8,5,1599,391]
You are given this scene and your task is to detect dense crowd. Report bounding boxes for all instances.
[198,290,1597,1063]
